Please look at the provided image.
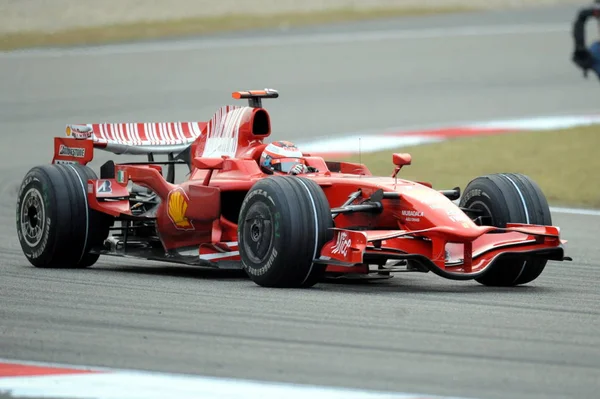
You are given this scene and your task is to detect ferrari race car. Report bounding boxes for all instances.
[16,89,571,288]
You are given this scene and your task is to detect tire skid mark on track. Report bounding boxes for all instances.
[2,302,596,352]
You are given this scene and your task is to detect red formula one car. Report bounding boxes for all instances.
[16,89,571,288]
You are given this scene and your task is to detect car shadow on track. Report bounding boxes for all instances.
[320,276,561,295]
[92,263,249,281]
[90,262,563,295]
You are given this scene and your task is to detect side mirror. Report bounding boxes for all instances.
[192,157,226,186]
[393,153,412,167]
[392,153,411,178]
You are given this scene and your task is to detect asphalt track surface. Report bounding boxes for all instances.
[1,4,600,399]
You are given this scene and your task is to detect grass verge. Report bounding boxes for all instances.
[0,6,471,51]
[341,125,600,208]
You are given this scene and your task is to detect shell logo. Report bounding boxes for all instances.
[167,188,194,230]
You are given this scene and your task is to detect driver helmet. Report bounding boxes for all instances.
[259,141,309,175]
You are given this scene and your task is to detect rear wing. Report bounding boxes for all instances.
[52,122,207,184]
[51,90,278,182]
[62,122,205,153]
[52,89,279,164]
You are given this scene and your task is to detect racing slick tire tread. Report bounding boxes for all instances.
[238,176,333,288]
[16,164,112,269]
[459,173,552,287]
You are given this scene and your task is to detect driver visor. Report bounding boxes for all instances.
[271,157,306,173]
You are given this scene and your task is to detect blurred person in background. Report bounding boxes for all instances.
[571,0,600,80]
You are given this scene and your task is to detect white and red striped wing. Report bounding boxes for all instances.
[90,122,207,146]
[69,105,252,156]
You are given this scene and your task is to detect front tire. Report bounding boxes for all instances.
[459,173,552,286]
[16,164,112,268]
[238,176,333,288]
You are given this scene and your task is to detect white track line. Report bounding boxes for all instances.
[470,115,600,130]
[0,23,568,58]
[0,358,472,399]
[550,207,600,216]
[306,112,600,141]
[0,372,465,399]
[299,114,600,154]
[301,134,442,153]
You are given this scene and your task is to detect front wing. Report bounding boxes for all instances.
[315,224,570,280]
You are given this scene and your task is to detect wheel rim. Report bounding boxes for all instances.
[19,187,46,247]
[467,200,494,226]
[242,202,274,264]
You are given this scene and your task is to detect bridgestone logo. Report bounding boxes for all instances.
[58,144,85,158]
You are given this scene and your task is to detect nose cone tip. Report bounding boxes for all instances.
[433,224,490,242]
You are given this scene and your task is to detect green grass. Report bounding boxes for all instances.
[0,6,472,51]
[341,125,600,209]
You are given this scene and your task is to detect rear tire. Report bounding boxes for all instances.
[459,173,552,286]
[16,164,112,268]
[238,176,333,288]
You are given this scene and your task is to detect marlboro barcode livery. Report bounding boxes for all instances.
[15,89,570,288]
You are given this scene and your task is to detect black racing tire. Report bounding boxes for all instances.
[459,173,552,287]
[238,176,333,288]
[16,164,112,268]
